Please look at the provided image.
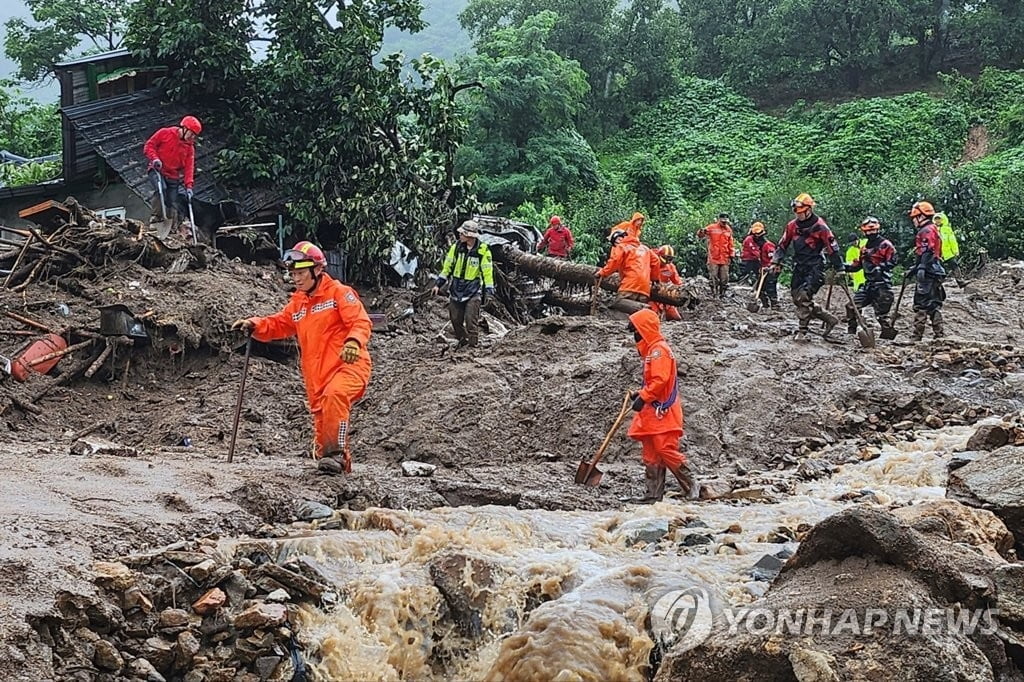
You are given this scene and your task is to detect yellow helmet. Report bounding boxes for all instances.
[657,245,675,258]
[750,222,766,235]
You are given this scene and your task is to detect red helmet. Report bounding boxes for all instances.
[282,241,326,269]
[549,215,563,227]
[180,115,202,135]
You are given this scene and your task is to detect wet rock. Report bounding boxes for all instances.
[947,446,1024,549]
[192,587,226,615]
[219,570,254,606]
[429,553,495,638]
[723,487,771,501]
[724,523,742,534]
[683,517,710,528]
[123,585,154,613]
[698,479,731,500]
[143,636,176,672]
[188,558,218,582]
[255,655,283,680]
[163,551,213,565]
[789,647,840,682]
[614,518,669,546]
[233,602,288,629]
[92,561,134,591]
[796,458,831,481]
[401,460,437,477]
[948,451,986,471]
[892,500,1015,560]
[893,420,915,431]
[56,592,126,633]
[993,564,1024,625]
[176,630,201,668]
[858,447,881,461]
[295,499,333,521]
[157,608,190,631]
[266,588,290,602]
[129,657,167,682]
[93,639,123,671]
[678,532,713,547]
[965,423,1011,451]
[924,414,945,429]
[432,479,521,507]
[70,436,139,457]
[749,553,786,582]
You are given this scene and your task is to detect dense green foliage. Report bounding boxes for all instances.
[0,83,60,157]
[0,158,60,187]
[3,0,126,82]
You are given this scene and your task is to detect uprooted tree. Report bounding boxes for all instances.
[126,0,481,283]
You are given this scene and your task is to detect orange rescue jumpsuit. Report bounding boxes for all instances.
[251,274,372,468]
[650,259,683,321]
[596,235,657,300]
[627,309,686,470]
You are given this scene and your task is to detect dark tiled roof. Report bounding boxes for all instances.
[62,89,283,218]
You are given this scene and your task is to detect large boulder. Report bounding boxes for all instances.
[655,507,1018,682]
[947,446,1024,551]
[892,499,1016,560]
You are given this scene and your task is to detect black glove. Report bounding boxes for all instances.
[630,392,644,412]
[905,265,918,278]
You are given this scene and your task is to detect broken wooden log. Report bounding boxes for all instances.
[2,233,32,288]
[496,247,701,308]
[26,339,94,368]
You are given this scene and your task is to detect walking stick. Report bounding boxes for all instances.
[227,336,253,463]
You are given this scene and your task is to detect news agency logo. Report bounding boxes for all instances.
[649,586,715,652]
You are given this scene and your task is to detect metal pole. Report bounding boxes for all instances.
[277,214,284,258]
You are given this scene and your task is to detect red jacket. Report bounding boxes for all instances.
[740,234,760,262]
[252,275,372,409]
[627,309,683,438]
[915,223,942,259]
[596,236,655,298]
[758,239,777,269]
[539,225,574,258]
[143,126,196,188]
[697,222,735,265]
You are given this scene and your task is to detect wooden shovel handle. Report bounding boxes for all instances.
[592,391,633,465]
[753,268,768,299]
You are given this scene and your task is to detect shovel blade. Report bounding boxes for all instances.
[857,327,876,348]
[746,299,760,313]
[879,326,897,340]
[574,459,604,486]
[153,219,172,239]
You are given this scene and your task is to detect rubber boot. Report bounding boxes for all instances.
[795,325,810,343]
[317,448,351,475]
[911,311,927,342]
[667,462,694,498]
[637,465,666,503]
[845,304,858,335]
[931,310,945,338]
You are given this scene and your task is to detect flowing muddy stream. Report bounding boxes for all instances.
[213,423,975,682]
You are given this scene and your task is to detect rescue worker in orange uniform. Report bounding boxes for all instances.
[697,213,735,298]
[596,228,656,303]
[650,245,683,321]
[612,212,646,240]
[626,309,693,503]
[232,241,372,475]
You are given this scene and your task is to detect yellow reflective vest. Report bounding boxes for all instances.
[935,213,960,261]
[845,240,866,291]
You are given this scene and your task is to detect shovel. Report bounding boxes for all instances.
[838,279,876,349]
[575,391,632,487]
[746,269,768,312]
[880,278,910,340]
[227,335,253,463]
[187,195,198,245]
[151,172,172,239]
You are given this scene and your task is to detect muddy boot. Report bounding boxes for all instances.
[636,465,666,503]
[820,311,839,339]
[667,463,694,498]
[317,450,351,475]
[795,326,810,343]
[931,310,945,338]
[911,311,927,342]
[845,304,858,335]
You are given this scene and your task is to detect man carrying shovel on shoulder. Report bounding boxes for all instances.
[626,309,694,503]
[143,115,201,239]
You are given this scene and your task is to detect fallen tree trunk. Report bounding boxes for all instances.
[496,246,703,308]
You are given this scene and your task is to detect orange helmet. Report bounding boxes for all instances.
[749,222,766,235]
[657,245,675,258]
[791,193,815,210]
[909,201,936,219]
[180,115,202,135]
[860,217,881,234]
[282,241,326,269]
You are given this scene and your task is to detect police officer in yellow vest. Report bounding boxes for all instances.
[934,212,965,287]
[432,220,495,349]
[844,233,867,291]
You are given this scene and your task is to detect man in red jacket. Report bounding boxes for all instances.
[143,115,201,236]
[231,241,372,475]
[751,223,778,308]
[538,215,574,259]
[626,309,693,503]
[739,222,765,284]
[907,201,947,340]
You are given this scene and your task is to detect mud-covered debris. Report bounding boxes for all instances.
[129,656,166,682]
[93,561,134,590]
[789,647,840,682]
[70,436,139,457]
[891,499,1015,560]
[722,487,772,502]
[924,414,945,428]
[295,499,333,521]
[796,458,832,481]
[993,564,1024,625]
[947,446,1024,550]
[698,479,731,500]
[965,423,1012,451]
[401,460,437,477]
[188,558,218,582]
[157,608,190,631]
[749,553,786,582]
[93,638,123,671]
[253,562,329,599]
[429,553,496,639]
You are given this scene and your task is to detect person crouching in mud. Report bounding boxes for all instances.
[626,309,694,503]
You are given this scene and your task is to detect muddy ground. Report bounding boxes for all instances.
[2,234,1024,679]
